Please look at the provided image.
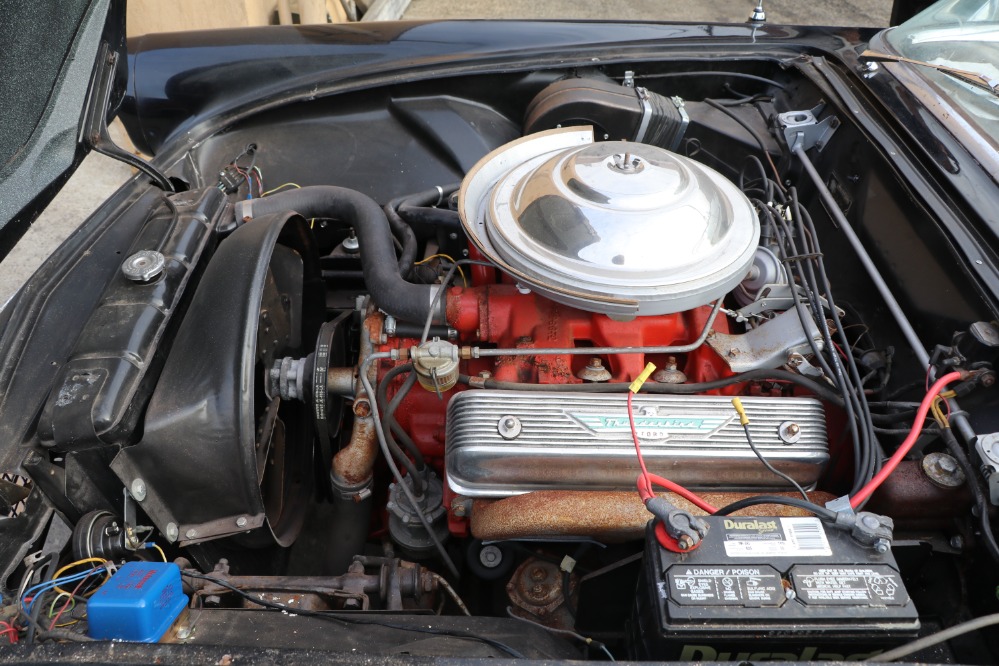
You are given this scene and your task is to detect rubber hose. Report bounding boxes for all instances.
[384,196,419,277]
[398,206,463,232]
[235,187,441,324]
[325,495,373,575]
[384,184,459,276]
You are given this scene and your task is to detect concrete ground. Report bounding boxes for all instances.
[0,0,892,305]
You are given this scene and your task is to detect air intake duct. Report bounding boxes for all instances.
[523,78,688,150]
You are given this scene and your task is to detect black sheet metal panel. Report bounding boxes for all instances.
[0,185,160,477]
[111,211,324,548]
[121,21,874,158]
[37,187,226,451]
[191,93,519,205]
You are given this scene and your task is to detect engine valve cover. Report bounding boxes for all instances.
[446,391,827,497]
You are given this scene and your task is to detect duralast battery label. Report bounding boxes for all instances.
[721,517,832,557]
[665,565,784,607]
[790,565,908,606]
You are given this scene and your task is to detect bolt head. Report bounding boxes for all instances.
[950,535,964,550]
[480,545,502,568]
[778,421,802,444]
[862,515,880,529]
[165,523,179,541]
[497,415,522,439]
[236,517,247,528]
[185,529,197,539]
[130,478,147,501]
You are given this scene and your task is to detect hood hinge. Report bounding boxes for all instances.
[82,41,174,192]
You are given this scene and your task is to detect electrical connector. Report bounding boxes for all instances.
[218,166,245,194]
[630,362,657,393]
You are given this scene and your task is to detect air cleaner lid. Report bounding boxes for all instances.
[460,128,759,316]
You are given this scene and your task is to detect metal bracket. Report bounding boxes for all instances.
[735,282,842,320]
[708,307,824,373]
[122,487,153,550]
[779,105,840,153]
[82,42,173,191]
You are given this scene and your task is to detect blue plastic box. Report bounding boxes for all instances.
[87,561,189,642]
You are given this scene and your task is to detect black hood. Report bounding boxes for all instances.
[0,0,126,260]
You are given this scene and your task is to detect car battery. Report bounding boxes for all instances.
[631,515,919,661]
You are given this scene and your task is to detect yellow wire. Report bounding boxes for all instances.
[413,253,467,286]
[150,543,167,562]
[930,396,950,429]
[260,182,301,196]
[52,557,109,596]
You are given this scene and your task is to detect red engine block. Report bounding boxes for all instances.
[377,284,735,536]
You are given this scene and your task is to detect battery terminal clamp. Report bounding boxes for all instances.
[832,511,895,553]
[645,496,710,551]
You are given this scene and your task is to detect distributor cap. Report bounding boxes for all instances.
[460,128,759,317]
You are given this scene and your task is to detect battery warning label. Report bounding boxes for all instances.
[666,565,784,607]
[790,565,908,606]
[721,517,832,558]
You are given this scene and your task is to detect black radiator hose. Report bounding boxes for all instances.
[235,187,443,324]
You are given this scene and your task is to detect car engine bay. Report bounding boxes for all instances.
[3,52,999,662]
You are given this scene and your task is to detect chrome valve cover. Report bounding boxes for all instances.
[445,391,828,497]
